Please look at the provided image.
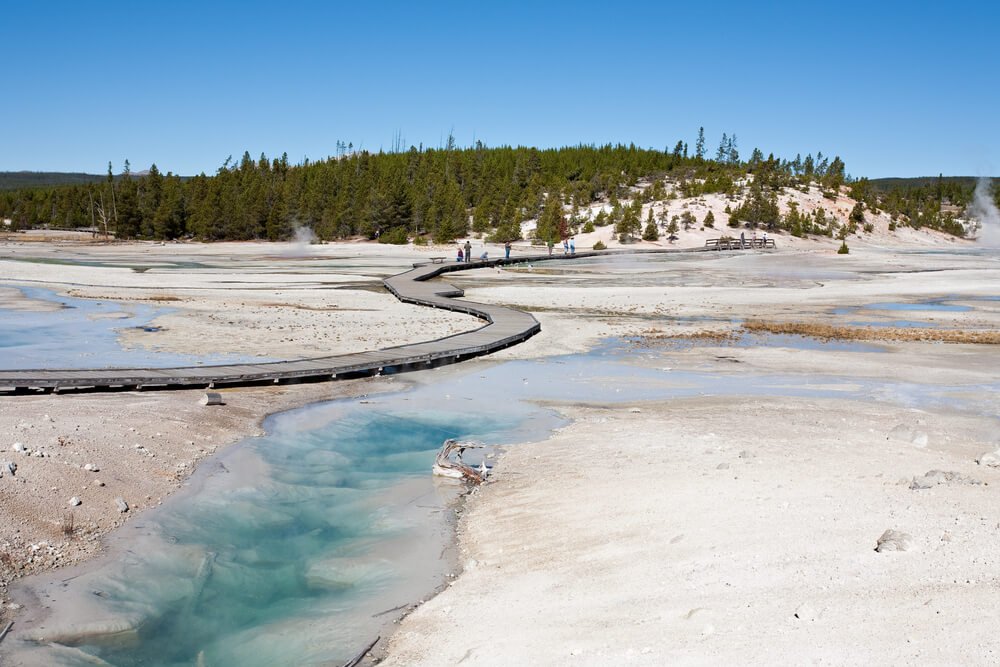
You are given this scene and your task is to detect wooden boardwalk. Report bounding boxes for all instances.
[0,246,740,394]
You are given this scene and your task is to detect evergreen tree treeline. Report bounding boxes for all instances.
[1,139,985,242]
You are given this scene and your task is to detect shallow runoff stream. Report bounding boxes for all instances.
[9,334,999,666]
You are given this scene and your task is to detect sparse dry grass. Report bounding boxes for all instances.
[631,327,738,347]
[743,320,1000,344]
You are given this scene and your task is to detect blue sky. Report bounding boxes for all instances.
[2,1,997,178]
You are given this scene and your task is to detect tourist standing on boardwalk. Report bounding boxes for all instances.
[464,240,472,263]
[563,238,569,254]
[740,231,746,248]
[569,237,575,255]
[504,240,511,260]
[457,246,464,262]
[547,240,554,256]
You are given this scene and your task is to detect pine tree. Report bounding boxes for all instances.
[716,133,729,162]
[615,199,642,241]
[642,208,659,240]
[536,193,564,243]
[695,127,706,160]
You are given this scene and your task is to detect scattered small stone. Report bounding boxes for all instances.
[12,443,25,453]
[875,529,912,552]
[115,498,129,513]
[716,463,730,470]
[83,463,99,472]
[738,450,755,459]
[69,497,81,507]
[794,602,818,621]
[5,461,16,476]
[94,479,105,487]
[628,407,642,413]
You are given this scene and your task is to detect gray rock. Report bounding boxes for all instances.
[910,470,981,489]
[738,450,755,459]
[5,461,16,476]
[114,498,129,513]
[976,451,1000,467]
[716,462,730,470]
[12,442,25,453]
[69,497,81,507]
[875,529,912,552]
[84,463,99,472]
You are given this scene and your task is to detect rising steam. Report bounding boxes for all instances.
[968,178,1000,246]
[281,224,318,257]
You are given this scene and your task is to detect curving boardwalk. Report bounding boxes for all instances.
[0,248,713,394]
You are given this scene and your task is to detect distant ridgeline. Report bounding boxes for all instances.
[1,140,996,242]
[0,171,108,190]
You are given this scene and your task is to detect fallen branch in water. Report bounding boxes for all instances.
[0,621,13,644]
[342,635,380,667]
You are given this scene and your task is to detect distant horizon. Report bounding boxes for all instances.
[2,2,996,178]
[2,158,998,183]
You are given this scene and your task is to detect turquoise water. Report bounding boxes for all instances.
[0,286,271,369]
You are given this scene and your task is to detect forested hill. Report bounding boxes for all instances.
[0,140,994,243]
[0,171,107,191]
[868,176,998,191]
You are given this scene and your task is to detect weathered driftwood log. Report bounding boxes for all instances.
[200,392,224,406]
[0,621,13,644]
[341,635,380,667]
[432,439,488,484]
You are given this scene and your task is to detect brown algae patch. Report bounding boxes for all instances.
[742,320,1000,344]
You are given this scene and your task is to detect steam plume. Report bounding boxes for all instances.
[968,178,1000,246]
[281,224,318,257]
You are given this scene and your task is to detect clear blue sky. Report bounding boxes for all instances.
[2,0,997,178]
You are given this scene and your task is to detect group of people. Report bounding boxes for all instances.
[546,237,576,256]
[738,230,768,248]
[457,236,579,262]
[457,239,514,262]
